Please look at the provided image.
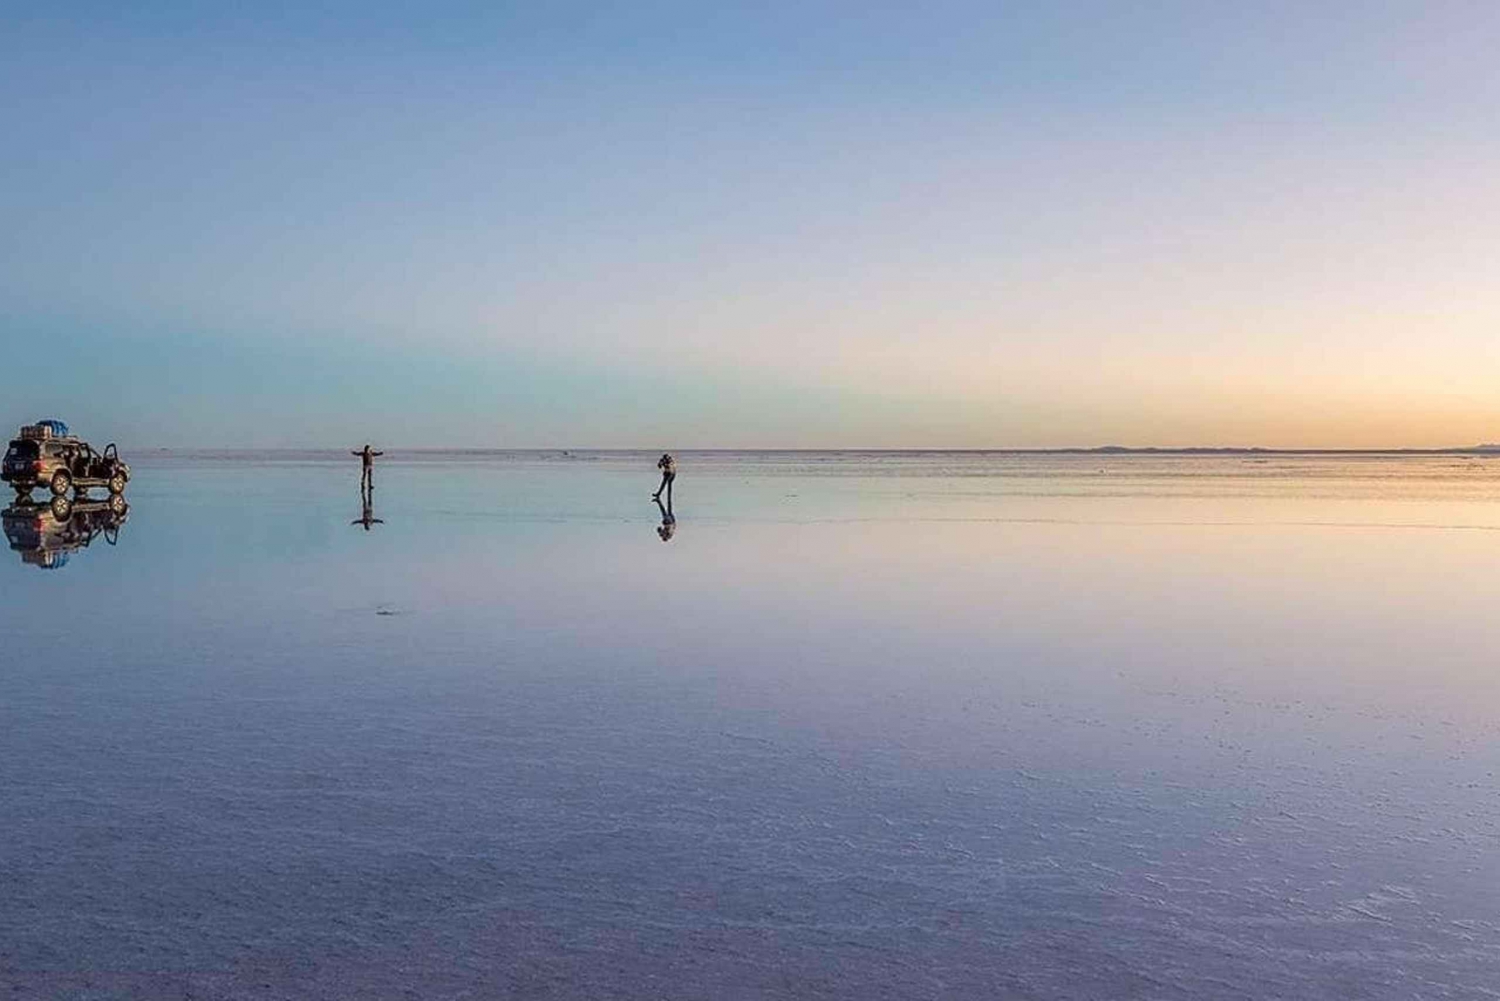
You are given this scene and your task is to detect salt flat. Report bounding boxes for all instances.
[3,452,1499,998]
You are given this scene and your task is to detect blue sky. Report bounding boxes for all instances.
[3,3,1498,447]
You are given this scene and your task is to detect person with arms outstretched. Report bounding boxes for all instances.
[353,444,383,494]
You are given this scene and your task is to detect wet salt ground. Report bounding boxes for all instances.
[4,452,1500,998]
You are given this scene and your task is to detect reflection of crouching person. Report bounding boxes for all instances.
[653,453,676,503]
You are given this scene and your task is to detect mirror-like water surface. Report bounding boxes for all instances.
[4,452,1500,998]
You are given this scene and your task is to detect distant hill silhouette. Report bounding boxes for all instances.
[1040,445,1500,455]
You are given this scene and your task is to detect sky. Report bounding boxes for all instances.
[2,2,1498,448]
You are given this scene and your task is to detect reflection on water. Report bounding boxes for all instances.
[3,452,1500,998]
[2,493,128,569]
[351,482,384,531]
[654,495,676,541]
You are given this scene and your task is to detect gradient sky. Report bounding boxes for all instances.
[3,2,1498,448]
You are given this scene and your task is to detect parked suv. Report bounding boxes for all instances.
[2,421,130,498]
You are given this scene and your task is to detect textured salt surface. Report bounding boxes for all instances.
[2,453,1499,998]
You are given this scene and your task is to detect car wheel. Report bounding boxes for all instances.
[108,493,127,515]
[50,494,72,520]
[108,474,126,494]
[49,470,72,496]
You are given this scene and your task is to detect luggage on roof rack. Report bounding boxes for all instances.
[19,420,70,441]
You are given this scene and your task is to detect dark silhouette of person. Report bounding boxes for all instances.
[353,444,383,494]
[652,452,676,505]
[654,496,676,542]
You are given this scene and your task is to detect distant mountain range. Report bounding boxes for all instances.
[1062,444,1500,455]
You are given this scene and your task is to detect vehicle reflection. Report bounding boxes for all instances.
[3,493,129,570]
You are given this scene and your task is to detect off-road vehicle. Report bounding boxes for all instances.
[2,420,130,498]
[2,493,129,570]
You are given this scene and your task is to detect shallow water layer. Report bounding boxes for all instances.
[3,452,1500,999]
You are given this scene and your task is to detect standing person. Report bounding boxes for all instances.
[353,444,383,495]
[652,452,676,505]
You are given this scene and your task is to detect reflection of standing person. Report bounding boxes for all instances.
[351,490,384,531]
[652,453,676,505]
[352,444,383,494]
[654,497,676,542]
